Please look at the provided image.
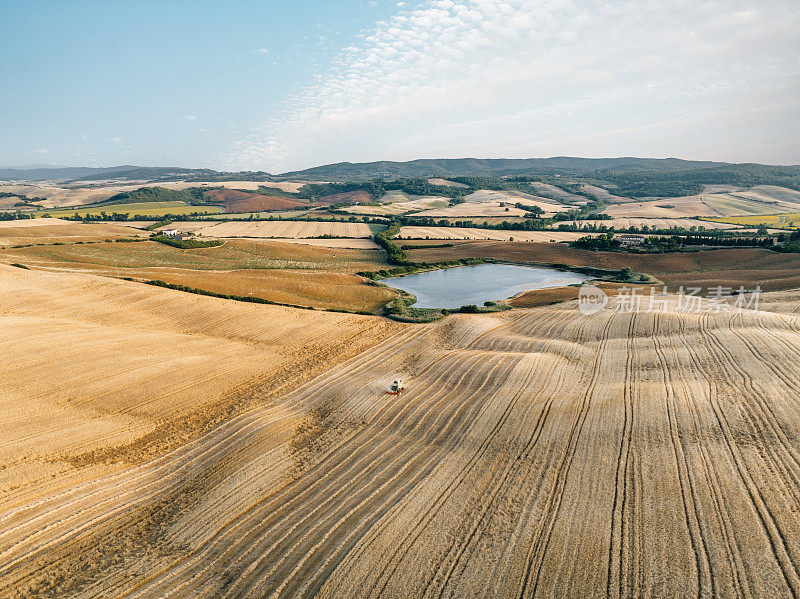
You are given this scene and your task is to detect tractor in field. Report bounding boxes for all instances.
[386,380,405,395]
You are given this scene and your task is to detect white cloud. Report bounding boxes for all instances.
[223,0,800,171]
[254,47,270,54]
[183,115,198,121]
[109,136,122,143]
[34,148,48,154]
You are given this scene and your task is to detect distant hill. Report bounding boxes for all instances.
[277,157,734,180]
[2,158,798,198]
[0,165,143,182]
[0,165,274,183]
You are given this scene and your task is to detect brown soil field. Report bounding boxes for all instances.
[0,218,147,247]
[316,191,372,205]
[4,265,800,597]
[403,240,800,292]
[396,226,584,242]
[205,189,307,212]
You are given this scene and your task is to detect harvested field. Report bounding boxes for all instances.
[404,240,800,291]
[0,263,399,504]
[414,196,567,219]
[0,183,140,208]
[338,197,448,216]
[427,177,468,187]
[703,186,800,216]
[413,202,531,218]
[138,269,395,312]
[462,189,569,212]
[580,184,630,203]
[605,195,723,218]
[379,190,417,203]
[527,181,587,203]
[396,226,583,242]
[0,218,146,247]
[562,217,743,231]
[0,196,24,210]
[204,189,307,213]
[5,265,800,597]
[265,238,379,249]
[607,186,800,219]
[190,220,374,239]
[507,281,632,307]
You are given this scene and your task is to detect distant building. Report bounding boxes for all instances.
[161,229,192,240]
[618,234,645,247]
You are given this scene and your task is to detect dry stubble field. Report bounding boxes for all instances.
[3,263,800,597]
[0,218,147,247]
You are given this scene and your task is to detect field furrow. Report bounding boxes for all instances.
[3,265,800,597]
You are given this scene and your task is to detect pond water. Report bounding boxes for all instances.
[383,263,593,309]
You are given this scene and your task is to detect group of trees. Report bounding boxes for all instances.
[104,186,215,206]
[571,232,780,253]
[774,229,800,253]
[570,233,621,251]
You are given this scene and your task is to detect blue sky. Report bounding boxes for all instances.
[1,0,799,172]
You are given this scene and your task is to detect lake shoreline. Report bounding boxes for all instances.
[382,263,595,310]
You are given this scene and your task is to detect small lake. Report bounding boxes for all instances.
[383,263,593,309]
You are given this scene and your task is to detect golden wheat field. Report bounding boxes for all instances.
[3,262,800,597]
